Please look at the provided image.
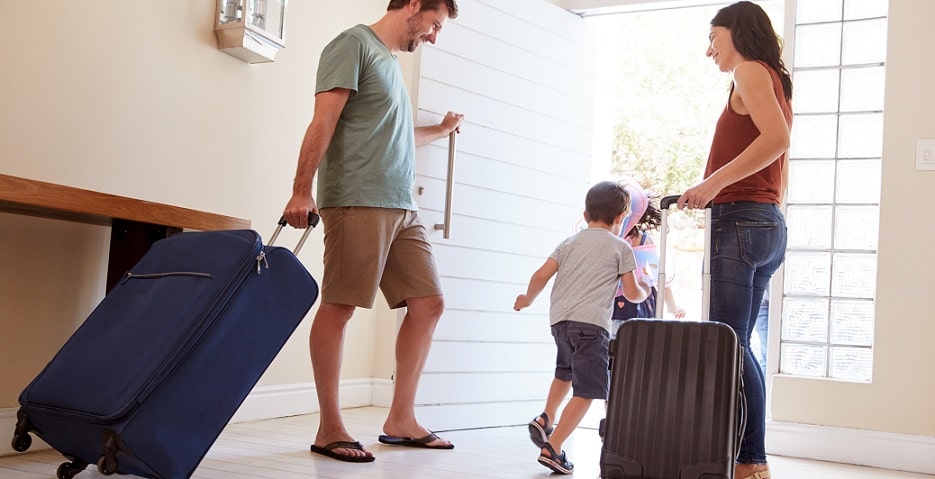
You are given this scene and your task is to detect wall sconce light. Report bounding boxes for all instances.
[214,0,286,63]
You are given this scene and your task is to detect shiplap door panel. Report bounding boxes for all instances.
[409,0,596,429]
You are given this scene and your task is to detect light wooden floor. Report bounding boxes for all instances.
[2,406,931,478]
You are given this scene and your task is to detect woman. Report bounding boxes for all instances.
[677,2,792,479]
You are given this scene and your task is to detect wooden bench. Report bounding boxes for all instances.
[0,173,251,291]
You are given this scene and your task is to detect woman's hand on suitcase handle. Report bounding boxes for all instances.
[676,180,720,210]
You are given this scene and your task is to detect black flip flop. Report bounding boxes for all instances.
[310,440,375,463]
[378,432,454,449]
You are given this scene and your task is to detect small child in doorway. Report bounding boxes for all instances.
[513,181,648,475]
[612,181,686,332]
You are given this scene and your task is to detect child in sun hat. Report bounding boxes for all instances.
[611,180,686,333]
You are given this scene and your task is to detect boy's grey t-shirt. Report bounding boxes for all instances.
[549,228,638,333]
[314,24,417,210]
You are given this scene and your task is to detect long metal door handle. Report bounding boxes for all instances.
[434,131,457,239]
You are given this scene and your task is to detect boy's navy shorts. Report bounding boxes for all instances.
[551,321,610,400]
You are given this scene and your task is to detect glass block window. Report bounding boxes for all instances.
[781,0,887,382]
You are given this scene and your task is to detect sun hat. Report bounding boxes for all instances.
[619,179,648,239]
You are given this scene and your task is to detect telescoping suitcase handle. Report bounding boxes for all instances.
[268,213,320,254]
[656,195,712,321]
[660,196,748,455]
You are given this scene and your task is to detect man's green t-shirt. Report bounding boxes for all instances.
[314,24,417,211]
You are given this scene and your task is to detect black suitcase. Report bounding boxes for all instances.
[600,196,744,479]
[11,217,319,479]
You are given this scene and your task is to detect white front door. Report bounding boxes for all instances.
[409,0,599,429]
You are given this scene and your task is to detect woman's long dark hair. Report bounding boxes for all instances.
[712,1,792,101]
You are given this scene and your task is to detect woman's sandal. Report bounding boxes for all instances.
[537,441,574,474]
[527,412,553,448]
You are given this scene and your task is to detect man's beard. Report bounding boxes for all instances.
[405,12,423,52]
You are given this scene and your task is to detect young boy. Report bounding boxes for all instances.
[514,181,648,474]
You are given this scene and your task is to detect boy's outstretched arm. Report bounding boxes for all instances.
[514,258,559,311]
[619,270,649,305]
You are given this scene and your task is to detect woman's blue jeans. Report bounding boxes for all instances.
[708,201,786,465]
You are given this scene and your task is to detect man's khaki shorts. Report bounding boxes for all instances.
[318,207,442,309]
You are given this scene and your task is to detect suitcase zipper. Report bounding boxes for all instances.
[256,251,268,274]
[121,271,213,284]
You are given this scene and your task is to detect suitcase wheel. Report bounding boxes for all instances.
[97,455,117,475]
[11,432,31,452]
[12,409,33,452]
[56,460,87,479]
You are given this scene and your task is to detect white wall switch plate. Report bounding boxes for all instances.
[917,139,935,170]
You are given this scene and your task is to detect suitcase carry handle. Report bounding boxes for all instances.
[659,195,712,210]
[657,195,712,321]
[269,213,320,254]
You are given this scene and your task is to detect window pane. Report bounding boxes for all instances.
[784,252,832,296]
[782,297,830,341]
[797,0,843,23]
[784,0,885,383]
[836,159,881,203]
[841,66,885,112]
[786,205,833,249]
[794,24,842,68]
[834,205,879,250]
[787,160,835,203]
[781,343,827,377]
[793,69,840,114]
[838,113,883,158]
[831,253,877,298]
[829,347,872,381]
[830,299,874,346]
[790,115,838,158]
[842,19,887,65]
[844,0,888,20]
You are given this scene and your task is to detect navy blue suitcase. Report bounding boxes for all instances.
[11,219,319,479]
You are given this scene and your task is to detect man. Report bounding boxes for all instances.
[282,0,462,464]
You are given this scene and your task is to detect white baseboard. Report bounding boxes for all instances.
[371,378,394,408]
[767,421,935,475]
[230,378,376,423]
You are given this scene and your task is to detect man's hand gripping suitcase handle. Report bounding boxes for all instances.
[270,213,320,254]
